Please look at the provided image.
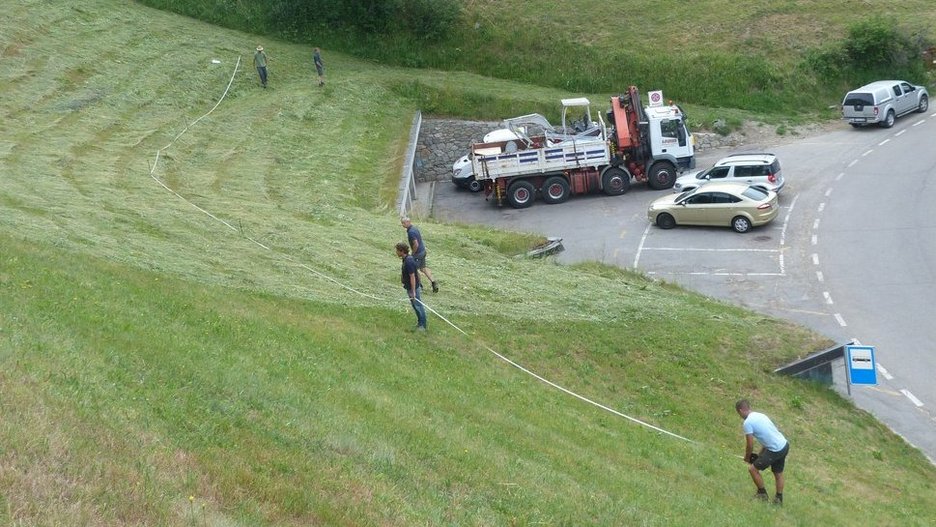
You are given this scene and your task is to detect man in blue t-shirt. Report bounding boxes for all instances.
[396,242,427,331]
[736,399,789,505]
[401,217,439,293]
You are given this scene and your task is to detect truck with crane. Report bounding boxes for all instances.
[469,87,696,208]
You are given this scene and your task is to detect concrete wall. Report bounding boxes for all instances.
[414,119,501,183]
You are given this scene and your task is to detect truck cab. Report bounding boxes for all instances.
[644,105,694,171]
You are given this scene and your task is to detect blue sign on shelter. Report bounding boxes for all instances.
[845,345,877,386]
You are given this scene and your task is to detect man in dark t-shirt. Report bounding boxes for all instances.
[396,242,427,330]
[401,217,439,293]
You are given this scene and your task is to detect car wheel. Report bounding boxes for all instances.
[731,215,752,233]
[507,180,535,209]
[467,177,483,193]
[656,213,676,229]
[601,167,631,196]
[918,95,929,113]
[881,110,895,128]
[647,162,677,190]
[542,176,570,204]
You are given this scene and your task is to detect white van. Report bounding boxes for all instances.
[841,80,929,128]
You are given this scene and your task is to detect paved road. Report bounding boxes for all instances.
[431,114,936,462]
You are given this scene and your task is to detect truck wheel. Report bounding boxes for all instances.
[542,176,570,204]
[647,162,677,190]
[880,110,895,128]
[918,95,929,113]
[601,167,630,196]
[731,215,752,233]
[656,213,676,229]
[507,180,535,208]
[467,177,483,193]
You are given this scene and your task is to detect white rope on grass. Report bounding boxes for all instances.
[145,56,382,303]
[148,56,242,232]
[145,56,698,448]
[415,297,697,444]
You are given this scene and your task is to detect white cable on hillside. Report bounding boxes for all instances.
[145,56,382,302]
[145,57,700,448]
[416,298,697,444]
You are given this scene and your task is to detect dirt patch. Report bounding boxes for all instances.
[700,119,841,153]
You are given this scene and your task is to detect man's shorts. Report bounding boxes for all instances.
[754,442,790,473]
[413,253,428,269]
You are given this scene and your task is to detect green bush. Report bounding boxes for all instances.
[806,18,930,86]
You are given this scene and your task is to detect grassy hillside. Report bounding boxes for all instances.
[2,1,936,525]
[139,0,936,118]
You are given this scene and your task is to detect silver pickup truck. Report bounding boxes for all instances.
[841,80,929,128]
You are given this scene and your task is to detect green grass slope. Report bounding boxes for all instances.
[2,1,935,525]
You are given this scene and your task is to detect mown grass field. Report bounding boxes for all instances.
[2,1,935,525]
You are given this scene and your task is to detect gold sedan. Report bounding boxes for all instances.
[647,182,779,233]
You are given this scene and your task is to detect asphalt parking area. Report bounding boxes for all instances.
[634,198,796,278]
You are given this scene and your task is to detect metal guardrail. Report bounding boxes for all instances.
[397,111,422,218]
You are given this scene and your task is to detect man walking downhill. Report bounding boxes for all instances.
[396,242,427,331]
[254,45,268,88]
[313,47,325,87]
[401,217,439,293]
[735,399,790,505]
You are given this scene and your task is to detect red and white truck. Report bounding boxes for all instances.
[470,87,696,208]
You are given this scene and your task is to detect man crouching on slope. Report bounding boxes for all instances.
[736,399,790,505]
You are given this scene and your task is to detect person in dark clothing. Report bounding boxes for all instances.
[254,45,268,88]
[401,217,438,293]
[313,47,325,87]
[396,242,427,331]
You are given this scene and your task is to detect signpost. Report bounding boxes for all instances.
[845,344,877,395]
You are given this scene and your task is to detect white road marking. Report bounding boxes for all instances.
[813,218,820,230]
[834,313,847,326]
[633,224,651,269]
[878,139,890,146]
[836,172,845,181]
[862,149,873,157]
[818,202,826,213]
[811,234,818,245]
[647,271,784,277]
[812,253,819,265]
[816,271,824,282]
[823,291,833,304]
[901,389,925,407]
[825,188,833,197]
[847,160,858,168]
[896,129,906,137]
[912,119,925,127]
[876,363,894,381]
[639,247,780,253]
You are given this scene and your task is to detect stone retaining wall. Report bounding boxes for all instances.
[413,118,746,183]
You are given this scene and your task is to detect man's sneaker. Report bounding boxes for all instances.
[773,495,783,506]
[431,281,439,293]
[754,491,768,502]
[416,326,427,332]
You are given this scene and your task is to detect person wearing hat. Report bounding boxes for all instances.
[254,45,268,88]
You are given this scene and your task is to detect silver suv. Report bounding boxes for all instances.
[841,80,929,128]
[673,153,784,194]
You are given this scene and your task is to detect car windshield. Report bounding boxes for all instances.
[741,186,769,200]
[843,93,874,106]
